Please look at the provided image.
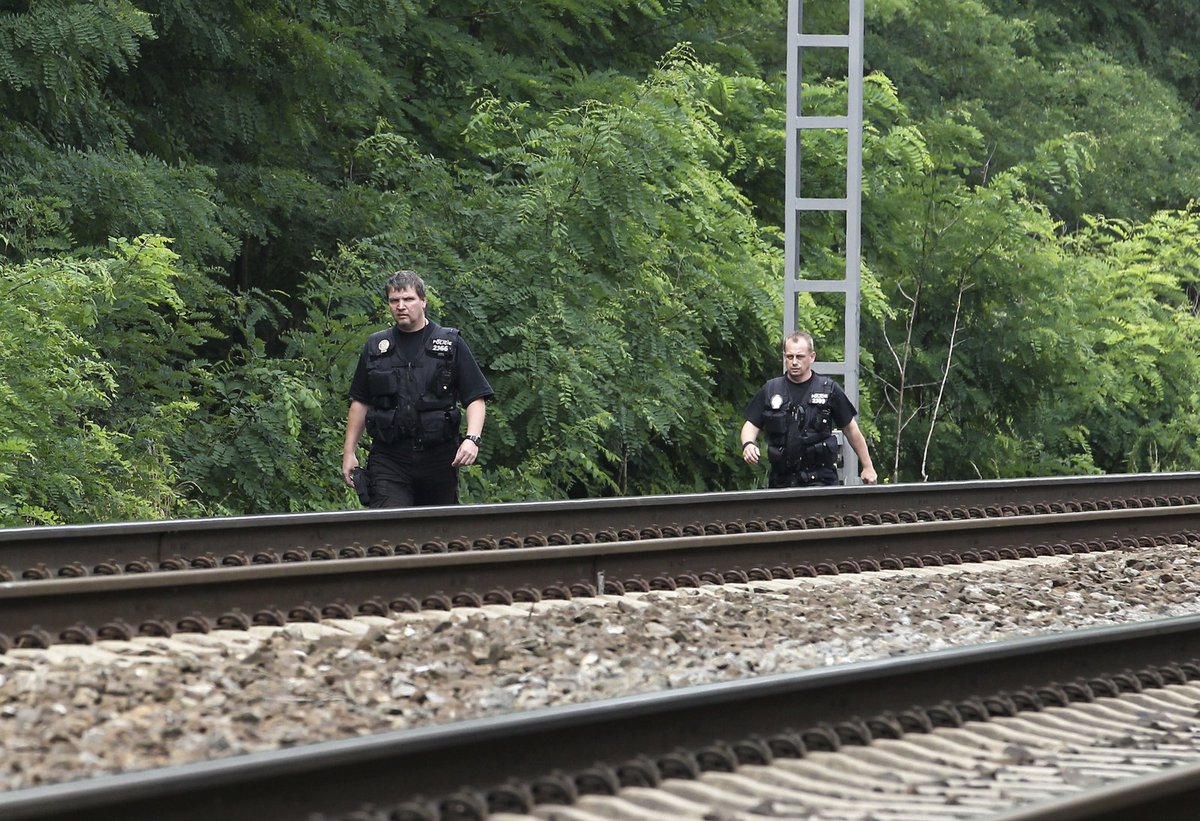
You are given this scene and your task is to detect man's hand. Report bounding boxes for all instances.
[341,453,359,487]
[742,442,760,465]
[452,438,479,467]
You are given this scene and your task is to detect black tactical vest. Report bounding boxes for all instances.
[364,325,461,445]
[759,374,839,470]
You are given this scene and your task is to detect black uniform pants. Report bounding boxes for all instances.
[768,464,839,488]
[366,441,459,507]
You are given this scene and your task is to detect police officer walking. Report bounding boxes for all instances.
[740,331,877,487]
[342,270,494,507]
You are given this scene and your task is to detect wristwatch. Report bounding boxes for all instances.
[464,434,482,446]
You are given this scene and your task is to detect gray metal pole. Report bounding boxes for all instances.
[784,0,865,484]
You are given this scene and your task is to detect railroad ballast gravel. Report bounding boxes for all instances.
[3,544,1200,789]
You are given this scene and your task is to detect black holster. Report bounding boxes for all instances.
[350,467,371,506]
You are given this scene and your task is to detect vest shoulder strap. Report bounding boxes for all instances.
[427,326,459,362]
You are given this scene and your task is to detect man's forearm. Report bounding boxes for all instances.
[845,426,873,469]
[464,398,486,437]
[344,401,368,455]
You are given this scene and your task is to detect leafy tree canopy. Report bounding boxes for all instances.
[3,0,1200,524]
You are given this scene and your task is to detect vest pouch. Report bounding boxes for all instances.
[762,410,789,435]
[419,407,461,442]
[367,369,400,409]
[428,362,454,399]
[767,443,786,465]
[366,408,398,443]
[804,434,838,467]
[812,406,834,438]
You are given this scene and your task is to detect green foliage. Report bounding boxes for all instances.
[1061,210,1200,472]
[0,236,197,525]
[1,125,237,266]
[0,232,352,523]
[173,344,333,514]
[315,50,780,500]
[83,0,793,292]
[0,184,73,261]
[867,0,1200,222]
[5,0,1200,523]
[858,73,1200,480]
[0,0,155,144]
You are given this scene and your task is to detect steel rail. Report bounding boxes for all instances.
[3,504,1199,649]
[2,473,1198,574]
[2,614,1200,820]
[992,758,1200,820]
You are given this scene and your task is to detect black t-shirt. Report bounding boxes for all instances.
[743,372,856,429]
[348,320,494,406]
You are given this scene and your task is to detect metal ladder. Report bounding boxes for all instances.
[784,0,865,483]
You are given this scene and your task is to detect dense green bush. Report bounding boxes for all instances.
[3,1,1200,523]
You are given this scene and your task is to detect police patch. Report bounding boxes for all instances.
[810,392,829,404]
[429,337,454,357]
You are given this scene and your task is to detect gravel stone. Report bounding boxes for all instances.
[2,545,1200,790]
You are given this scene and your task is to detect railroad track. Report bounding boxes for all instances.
[4,614,1200,820]
[3,473,1198,579]
[3,474,1200,652]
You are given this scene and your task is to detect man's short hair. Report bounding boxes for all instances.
[784,331,814,354]
[385,269,426,298]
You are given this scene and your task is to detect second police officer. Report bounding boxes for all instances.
[740,331,877,487]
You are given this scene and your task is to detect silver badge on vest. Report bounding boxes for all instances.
[378,338,391,353]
